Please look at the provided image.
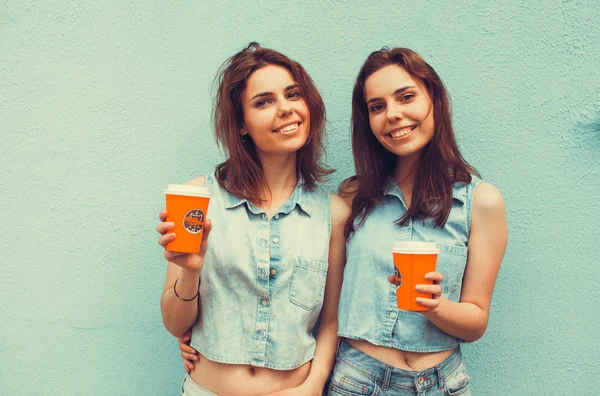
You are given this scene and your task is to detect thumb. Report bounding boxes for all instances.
[202,219,212,241]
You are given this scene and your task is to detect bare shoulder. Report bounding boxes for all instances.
[338,177,358,207]
[330,192,351,229]
[473,182,505,214]
[184,175,206,187]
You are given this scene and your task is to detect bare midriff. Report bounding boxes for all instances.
[346,338,454,371]
[189,353,311,396]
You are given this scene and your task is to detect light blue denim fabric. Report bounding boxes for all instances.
[181,373,218,396]
[190,172,331,369]
[338,176,482,353]
[328,339,471,396]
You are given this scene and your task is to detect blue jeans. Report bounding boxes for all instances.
[327,339,471,395]
[181,373,218,396]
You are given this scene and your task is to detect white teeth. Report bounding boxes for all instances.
[389,127,412,138]
[277,123,299,133]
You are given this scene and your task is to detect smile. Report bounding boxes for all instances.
[387,124,417,139]
[274,122,301,133]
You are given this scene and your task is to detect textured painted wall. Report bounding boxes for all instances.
[2,1,599,395]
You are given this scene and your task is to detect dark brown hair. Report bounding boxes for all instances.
[213,42,332,203]
[342,47,479,239]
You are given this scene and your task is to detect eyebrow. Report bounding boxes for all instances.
[366,86,415,105]
[250,84,299,101]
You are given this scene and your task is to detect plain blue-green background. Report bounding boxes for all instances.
[2,1,599,395]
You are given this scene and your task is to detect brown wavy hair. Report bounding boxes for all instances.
[341,47,479,239]
[213,42,332,203]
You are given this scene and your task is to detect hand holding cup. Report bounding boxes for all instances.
[157,209,212,272]
[391,241,440,312]
[414,271,444,311]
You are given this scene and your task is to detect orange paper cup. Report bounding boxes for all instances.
[392,241,439,311]
[164,184,211,253]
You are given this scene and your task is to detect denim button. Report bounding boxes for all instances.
[273,237,279,244]
[389,312,397,318]
[274,214,279,219]
[271,269,277,276]
[417,376,430,384]
[262,298,270,306]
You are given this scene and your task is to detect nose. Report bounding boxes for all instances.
[386,102,403,122]
[278,100,293,118]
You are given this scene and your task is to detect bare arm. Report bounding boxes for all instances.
[300,193,350,394]
[421,182,508,342]
[159,176,211,337]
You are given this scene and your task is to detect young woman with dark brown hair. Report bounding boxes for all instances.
[157,42,349,396]
[327,48,507,395]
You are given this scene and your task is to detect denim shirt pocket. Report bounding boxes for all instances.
[436,244,468,299]
[289,257,328,311]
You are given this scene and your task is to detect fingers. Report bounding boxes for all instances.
[198,219,212,256]
[159,210,168,222]
[415,284,442,297]
[181,350,198,362]
[424,271,444,283]
[178,339,198,355]
[181,349,197,372]
[183,358,194,373]
[388,275,401,284]
[158,233,176,248]
[181,330,192,343]
[202,219,212,241]
[156,209,175,250]
[416,297,441,310]
[178,331,197,373]
[156,221,175,235]
[415,278,443,311]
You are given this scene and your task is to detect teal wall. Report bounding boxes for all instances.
[2,1,599,395]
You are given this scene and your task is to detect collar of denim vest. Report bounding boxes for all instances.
[383,177,466,204]
[224,177,312,217]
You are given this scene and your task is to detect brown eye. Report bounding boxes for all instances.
[255,100,270,108]
[370,104,384,113]
[287,91,301,99]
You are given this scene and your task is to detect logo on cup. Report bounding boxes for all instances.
[393,267,402,290]
[183,209,205,234]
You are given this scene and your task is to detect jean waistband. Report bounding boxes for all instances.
[337,339,463,390]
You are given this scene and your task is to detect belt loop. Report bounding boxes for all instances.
[436,364,445,390]
[382,365,392,390]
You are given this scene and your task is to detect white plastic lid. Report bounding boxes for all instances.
[164,184,211,197]
[392,241,439,254]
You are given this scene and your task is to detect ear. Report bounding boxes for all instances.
[240,125,247,136]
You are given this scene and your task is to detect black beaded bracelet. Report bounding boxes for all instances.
[173,278,199,302]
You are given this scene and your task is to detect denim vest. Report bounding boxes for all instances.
[338,176,482,353]
[190,172,331,369]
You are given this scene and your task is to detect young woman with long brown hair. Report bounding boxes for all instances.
[156,42,349,396]
[327,48,507,395]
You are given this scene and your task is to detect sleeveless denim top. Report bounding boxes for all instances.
[337,176,482,352]
[190,172,331,369]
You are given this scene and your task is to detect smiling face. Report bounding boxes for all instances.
[241,64,310,157]
[364,65,434,162]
